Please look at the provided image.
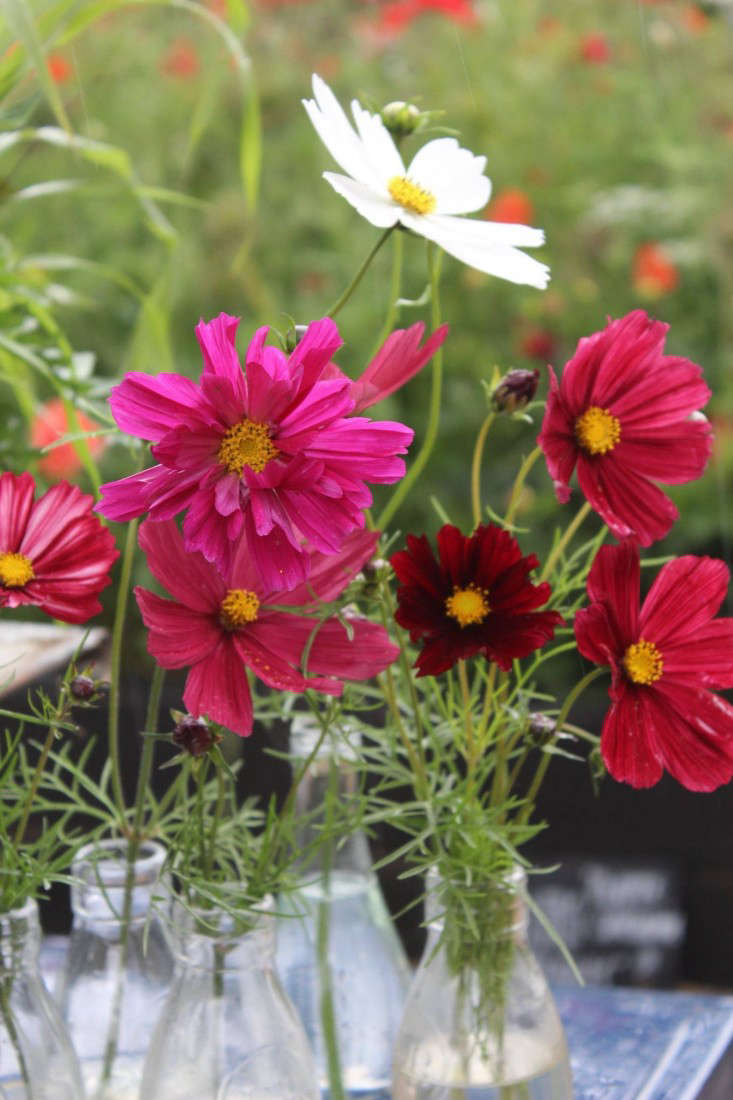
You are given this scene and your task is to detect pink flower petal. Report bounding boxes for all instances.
[109,372,208,441]
[183,638,254,737]
[135,588,221,667]
[642,554,729,643]
[138,518,225,612]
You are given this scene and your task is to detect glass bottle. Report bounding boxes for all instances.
[140,894,319,1099]
[391,868,574,1100]
[275,717,410,1100]
[55,838,173,1100]
[0,897,83,1099]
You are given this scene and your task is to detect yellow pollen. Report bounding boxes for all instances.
[575,406,621,455]
[445,584,490,628]
[623,639,663,685]
[219,588,260,629]
[0,551,34,588]
[387,175,437,216]
[217,419,279,476]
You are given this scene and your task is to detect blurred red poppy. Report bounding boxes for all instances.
[485,188,535,225]
[632,242,679,298]
[160,38,200,79]
[31,398,106,481]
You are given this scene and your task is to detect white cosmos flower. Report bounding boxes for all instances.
[303,74,550,290]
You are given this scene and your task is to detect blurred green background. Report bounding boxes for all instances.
[1,0,732,566]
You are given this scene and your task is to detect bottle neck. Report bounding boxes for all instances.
[171,896,276,972]
[70,838,167,930]
[425,865,529,947]
[0,898,41,974]
[291,744,371,877]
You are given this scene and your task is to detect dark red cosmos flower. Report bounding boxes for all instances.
[537,310,712,546]
[0,471,118,623]
[390,523,563,677]
[575,541,733,791]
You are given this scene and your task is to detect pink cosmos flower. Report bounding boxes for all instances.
[97,314,415,591]
[537,310,712,546]
[135,519,399,737]
[575,540,733,791]
[0,471,118,623]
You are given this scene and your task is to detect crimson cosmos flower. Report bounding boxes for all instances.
[537,310,712,546]
[390,523,563,677]
[575,540,733,791]
[0,471,118,623]
[97,314,425,592]
[135,519,399,737]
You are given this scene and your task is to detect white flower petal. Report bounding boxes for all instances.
[323,172,401,229]
[423,213,545,249]
[351,99,405,181]
[406,138,491,215]
[303,75,381,189]
[402,213,550,288]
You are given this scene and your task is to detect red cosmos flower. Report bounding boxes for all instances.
[575,541,733,791]
[31,398,106,480]
[537,310,712,546]
[632,243,679,298]
[485,188,535,226]
[377,0,477,34]
[47,54,72,84]
[579,33,612,64]
[160,38,200,79]
[135,519,398,737]
[0,471,118,623]
[390,523,563,677]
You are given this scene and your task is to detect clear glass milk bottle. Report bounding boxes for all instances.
[140,894,319,1099]
[0,897,83,1099]
[55,838,173,1100]
[275,717,410,1100]
[391,868,573,1100]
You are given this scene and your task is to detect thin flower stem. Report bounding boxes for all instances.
[539,500,592,582]
[13,724,57,849]
[517,665,606,826]
[316,762,345,1100]
[131,664,165,840]
[504,446,543,528]
[206,760,226,881]
[107,516,140,824]
[326,226,394,319]
[458,661,476,793]
[376,241,444,531]
[370,230,404,358]
[470,411,495,529]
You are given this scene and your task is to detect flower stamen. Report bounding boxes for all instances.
[575,406,621,455]
[0,551,34,588]
[445,584,490,628]
[623,639,663,685]
[387,175,437,216]
[219,588,260,629]
[217,419,279,476]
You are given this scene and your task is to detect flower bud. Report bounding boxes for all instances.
[285,324,308,354]
[491,368,540,414]
[527,712,557,747]
[172,714,221,757]
[70,675,96,700]
[380,100,422,139]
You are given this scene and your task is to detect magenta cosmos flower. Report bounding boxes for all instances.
[97,314,419,590]
[537,310,712,546]
[134,518,399,737]
[575,540,733,791]
[390,523,563,677]
[0,471,118,623]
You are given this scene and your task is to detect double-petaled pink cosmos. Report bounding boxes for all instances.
[134,519,399,737]
[575,540,733,791]
[0,471,118,623]
[537,310,712,546]
[97,314,432,591]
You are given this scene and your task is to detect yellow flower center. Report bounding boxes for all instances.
[0,551,34,588]
[219,588,260,629]
[445,584,490,628]
[387,175,437,216]
[623,639,663,685]
[217,419,279,476]
[575,406,621,455]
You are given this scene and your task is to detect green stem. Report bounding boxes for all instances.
[206,758,226,881]
[369,230,404,358]
[458,661,476,795]
[376,241,444,530]
[504,446,542,529]
[131,664,165,841]
[317,757,345,1100]
[517,666,606,826]
[539,500,592,583]
[326,227,394,319]
[0,971,31,1091]
[13,724,57,849]
[107,516,140,824]
[470,411,495,529]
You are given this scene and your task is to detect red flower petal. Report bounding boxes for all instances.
[641,554,729,643]
[600,687,665,789]
[183,639,254,738]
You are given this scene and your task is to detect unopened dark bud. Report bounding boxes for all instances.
[285,324,309,353]
[527,712,557,746]
[491,368,540,413]
[380,100,422,139]
[70,675,96,701]
[172,714,221,757]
